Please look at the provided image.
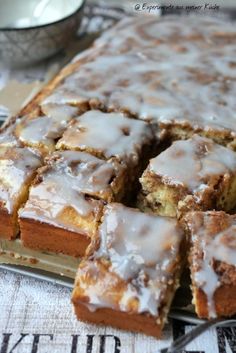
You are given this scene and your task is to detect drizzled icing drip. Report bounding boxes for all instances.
[149,135,236,192]
[57,110,153,165]
[77,203,183,316]
[0,147,42,213]
[188,212,236,318]
[193,238,220,318]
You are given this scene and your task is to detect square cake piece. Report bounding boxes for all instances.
[0,147,42,239]
[185,211,236,319]
[19,151,109,257]
[139,135,236,218]
[56,110,155,166]
[13,104,79,153]
[72,203,185,338]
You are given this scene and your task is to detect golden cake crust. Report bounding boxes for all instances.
[73,299,163,338]
[20,217,89,258]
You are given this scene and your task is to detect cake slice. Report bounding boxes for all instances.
[139,135,236,217]
[19,151,108,257]
[14,104,79,153]
[185,211,236,319]
[57,110,155,165]
[72,203,185,338]
[0,147,42,239]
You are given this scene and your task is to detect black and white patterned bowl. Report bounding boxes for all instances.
[0,0,85,66]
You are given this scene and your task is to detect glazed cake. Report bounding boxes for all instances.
[0,14,235,335]
[0,147,42,239]
[57,110,155,165]
[19,151,108,257]
[42,16,236,149]
[93,15,236,53]
[139,135,236,217]
[72,203,185,337]
[185,211,236,319]
[13,104,79,153]
[57,110,155,192]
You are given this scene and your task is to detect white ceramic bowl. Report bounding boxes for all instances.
[0,0,85,66]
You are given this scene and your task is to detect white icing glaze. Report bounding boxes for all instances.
[19,151,103,233]
[21,177,92,217]
[94,15,233,52]
[16,116,56,148]
[15,104,78,149]
[80,203,183,316]
[45,151,122,201]
[190,212,236,318]
[0,124,19,148]
[0,147,42,213]
[209,227,236,266]
[55,151,117,195]
[149,135,236,192]
[40,103,78,122]
[57,110,153,165]
[44,16,236,135]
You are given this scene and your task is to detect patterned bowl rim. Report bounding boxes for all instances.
[0,0,85,31]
